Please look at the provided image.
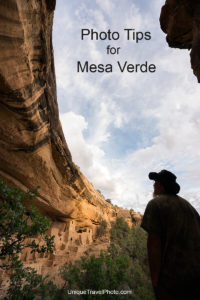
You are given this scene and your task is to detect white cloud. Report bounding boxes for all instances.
[95,0,115,16]
[60,112,102,170]
[60,112,116,194]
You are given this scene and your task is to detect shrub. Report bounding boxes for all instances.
[60,252,131,299]
[96,220,108,237]
[0,178,55,298]
[109,217,154,299]
[105,199,112,205]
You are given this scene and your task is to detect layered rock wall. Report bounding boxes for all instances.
[160,0,200,82]
[0,0,110,223]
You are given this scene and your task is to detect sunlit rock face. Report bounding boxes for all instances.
[160,0,200,82]
[0,0,142,291]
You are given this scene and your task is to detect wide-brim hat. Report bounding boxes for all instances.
[149,169,180,194]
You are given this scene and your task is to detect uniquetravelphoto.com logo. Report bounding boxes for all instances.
[67,290,133,296]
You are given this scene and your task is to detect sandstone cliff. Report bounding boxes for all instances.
[0,0,115,226]
[160,0,200,82]
[0,0,141,290]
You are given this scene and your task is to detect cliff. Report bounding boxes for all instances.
[0,0,141,291]
[0,0,113,225]
[160,0,200,82]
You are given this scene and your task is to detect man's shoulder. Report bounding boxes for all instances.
[149,194,200,216]
[146,195,183,212]
[150,194,185,204]
[141,196,164,234]
[148,194,173,205]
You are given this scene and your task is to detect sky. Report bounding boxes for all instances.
[53,0,200,213]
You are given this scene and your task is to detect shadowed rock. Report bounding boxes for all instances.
[160,0,200,82]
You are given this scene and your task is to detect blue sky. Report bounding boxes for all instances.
[53,0,200,213]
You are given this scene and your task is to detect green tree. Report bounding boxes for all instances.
[96,219,108,237]
[0,178,55,299]
[60,252,131,300]
[105,199,112,205]
[109,217,131,253]
[109,217,154,300]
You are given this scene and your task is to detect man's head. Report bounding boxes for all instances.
[149,170,180,196]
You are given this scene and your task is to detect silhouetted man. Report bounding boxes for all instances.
[141,170,200,300]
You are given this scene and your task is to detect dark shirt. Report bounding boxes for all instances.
[141,194,200,294]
